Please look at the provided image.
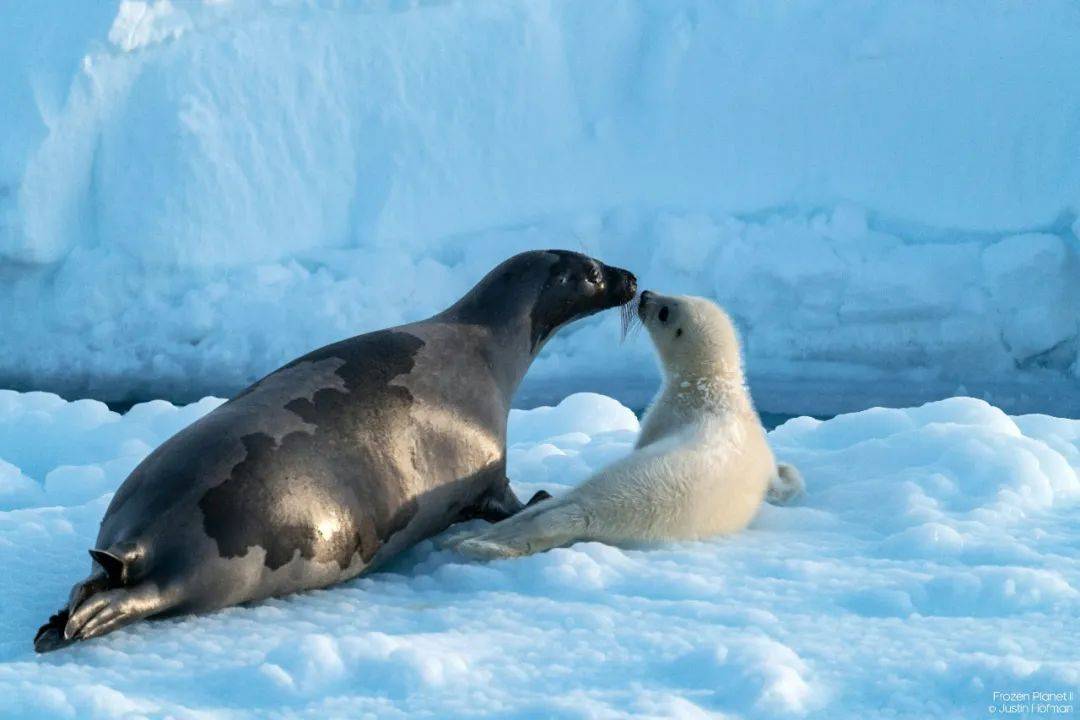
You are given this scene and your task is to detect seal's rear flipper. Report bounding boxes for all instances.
[89,542,143,586]
[526,490,552,506]
[34,543,150,653]
[63,584,171,642]
[34,568,111,653]
[89,549,126,585]
[34,609,74,653]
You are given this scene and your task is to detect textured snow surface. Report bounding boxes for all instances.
[2,390,1078,719]
[2,0,1080,413]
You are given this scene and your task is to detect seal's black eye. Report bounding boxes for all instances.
[659,306,669,322]
[585,267,601,285]
[675,328,682,337]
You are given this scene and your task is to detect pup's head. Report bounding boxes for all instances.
[636,292,743,379]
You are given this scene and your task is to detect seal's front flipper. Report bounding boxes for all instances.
[33,568,110,653]
[463,478,528,523]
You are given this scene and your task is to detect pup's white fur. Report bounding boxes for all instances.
[450,293,802,559]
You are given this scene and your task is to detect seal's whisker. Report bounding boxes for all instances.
[620,292,642,343]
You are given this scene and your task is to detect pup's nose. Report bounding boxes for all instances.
[637,290,653,320]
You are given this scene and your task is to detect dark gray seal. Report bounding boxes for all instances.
[34,250,636,652]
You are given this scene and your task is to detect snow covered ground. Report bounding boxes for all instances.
[2,390,1077,719]
[2,0,1080,413]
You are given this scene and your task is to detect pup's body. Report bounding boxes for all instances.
[452,293,800,559]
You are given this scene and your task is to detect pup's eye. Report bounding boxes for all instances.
[675,328,682,337]
[659,306,669,322]
[585,267,601,284]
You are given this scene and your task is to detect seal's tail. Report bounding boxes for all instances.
[766,462,806,506]
[34,543,171,653]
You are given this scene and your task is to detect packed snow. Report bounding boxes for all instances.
[2,1,1080,413]
[2,389,1077,719]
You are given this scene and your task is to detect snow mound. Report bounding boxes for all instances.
[2,1,1080,413]
[1,390,1077,718]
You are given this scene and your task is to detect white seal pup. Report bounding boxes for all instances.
[451,291,802,559]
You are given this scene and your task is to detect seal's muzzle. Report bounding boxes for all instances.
[605,266,638,307]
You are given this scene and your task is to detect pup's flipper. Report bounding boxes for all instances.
[767,463,805,505]
[455,502,586,559]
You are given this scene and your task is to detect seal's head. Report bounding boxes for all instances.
[448,250,637,353]
[527,250,637,351]
[637,292,743,380]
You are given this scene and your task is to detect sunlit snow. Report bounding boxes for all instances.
[2,391,1076,718]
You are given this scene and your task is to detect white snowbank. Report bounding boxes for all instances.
[1,1,1079,413]
[1,390,1077,718]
